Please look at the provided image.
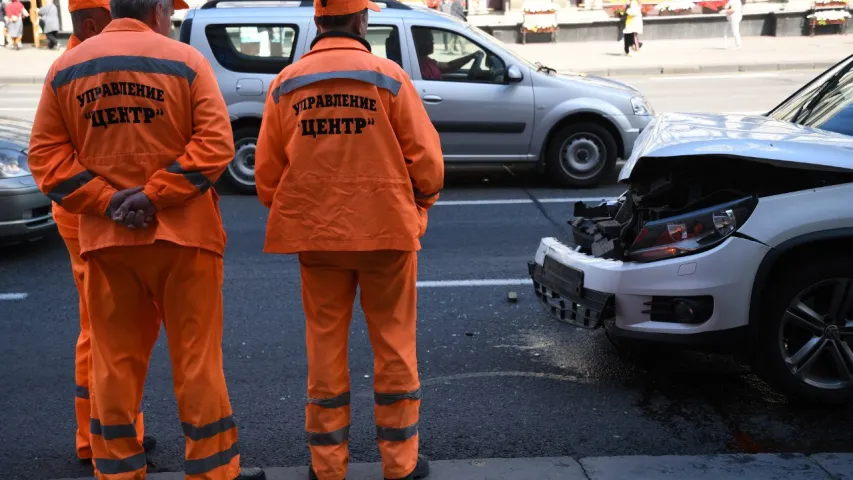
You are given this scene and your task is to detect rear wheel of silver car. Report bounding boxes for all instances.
[224,126,259,194]
[545,122,617,188]
[755,257,853,404]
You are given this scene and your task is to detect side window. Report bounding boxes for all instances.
[410,26,506,84]
[205,24,299,74]
[366,25,403,68]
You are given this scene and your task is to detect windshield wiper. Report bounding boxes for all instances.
[535,62,556,74]
[792,61,853,124]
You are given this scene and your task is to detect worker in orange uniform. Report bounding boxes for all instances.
[27,0,265,477]
[254,0,444,478]
[56,0,158,465]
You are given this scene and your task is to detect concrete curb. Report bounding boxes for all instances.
[579,60,837,77]
[0,60,838,85]
[0,76,46,85]
[50,453,853,480]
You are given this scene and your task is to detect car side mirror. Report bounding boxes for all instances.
[506,65,523,83]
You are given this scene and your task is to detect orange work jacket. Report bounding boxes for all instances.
[51,34,83,240]
[29,18,234,257]
[255,32,444,254]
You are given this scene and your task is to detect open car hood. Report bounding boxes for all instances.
[619,112,853,183]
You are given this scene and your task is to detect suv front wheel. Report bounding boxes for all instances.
[755,256,853,404]
[224,126,260,194]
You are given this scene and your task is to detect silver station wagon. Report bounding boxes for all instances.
[179,0,654,193]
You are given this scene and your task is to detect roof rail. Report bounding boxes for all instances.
[200,0,412,9]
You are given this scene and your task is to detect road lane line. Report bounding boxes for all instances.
[434,197,614,206]
[417,279,533,287]
[0,293,28,301]
[0,107,36,111]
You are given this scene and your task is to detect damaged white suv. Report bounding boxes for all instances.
[530,55,853,404]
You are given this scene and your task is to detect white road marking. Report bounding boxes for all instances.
[0,107,36,111]
[417,279,533,287]
[434,196,614,206]
[0,293,28,301]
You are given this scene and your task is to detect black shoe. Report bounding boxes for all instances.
[308,465,318,480]
[142,435,157,453]
[235,467,266,480]
[385,455,429,480]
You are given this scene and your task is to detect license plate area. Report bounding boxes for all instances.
[528,258,615,329]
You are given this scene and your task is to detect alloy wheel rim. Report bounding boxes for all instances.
[779,278,853,390]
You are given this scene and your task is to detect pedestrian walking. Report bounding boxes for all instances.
[438,0,464,52]
[52,0,158,465]
[724,0,743,49]
[27,0,266,477]
[3,0,28,50]
[0,1,7,47]
[255,0,444,477]
[38,0,60,49]
[623,0,643,55]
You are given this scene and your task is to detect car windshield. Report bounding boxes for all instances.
[768,55,853,137]
[464,24,540,71]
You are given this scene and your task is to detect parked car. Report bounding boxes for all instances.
[179,0,654,193]
[528,54,853,404]
[0,116,56,244]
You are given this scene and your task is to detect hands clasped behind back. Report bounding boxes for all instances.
[108,187,157,229]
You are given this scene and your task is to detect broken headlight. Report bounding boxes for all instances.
[627,197,758,262]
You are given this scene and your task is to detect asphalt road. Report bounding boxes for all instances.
[3,71,853,480]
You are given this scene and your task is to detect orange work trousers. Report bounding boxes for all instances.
[84,241,240,480]
[299,250,421,480]
[61,234,147,461]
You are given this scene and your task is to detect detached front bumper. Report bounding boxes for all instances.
[529,236,770,347]
[528,257,615,329]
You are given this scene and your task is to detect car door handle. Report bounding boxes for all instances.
[422,95,443,103]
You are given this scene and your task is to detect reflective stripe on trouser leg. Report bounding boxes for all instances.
[299,252,360,480]
[359,251,421,479]
[159,245,239,479]
[85,247,163,480]
[374,389,421,479]
[306,393,351,480]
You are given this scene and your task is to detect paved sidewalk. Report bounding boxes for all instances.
[1,35,851,84]
[51,453,853,479]
[506,35,853,76]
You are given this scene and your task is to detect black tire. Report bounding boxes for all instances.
[545,122,618,188]
[753,256,853,405]
[224,126,259,195]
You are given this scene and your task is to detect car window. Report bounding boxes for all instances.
[410,26,507,84]
[465,24,538,71]
[769,55,853,136]
[366,25,403,68]
[205,24,299,74]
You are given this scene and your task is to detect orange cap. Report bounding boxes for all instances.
[314,0,380,17]
[173,0,190,10]
[68,0,110,12]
